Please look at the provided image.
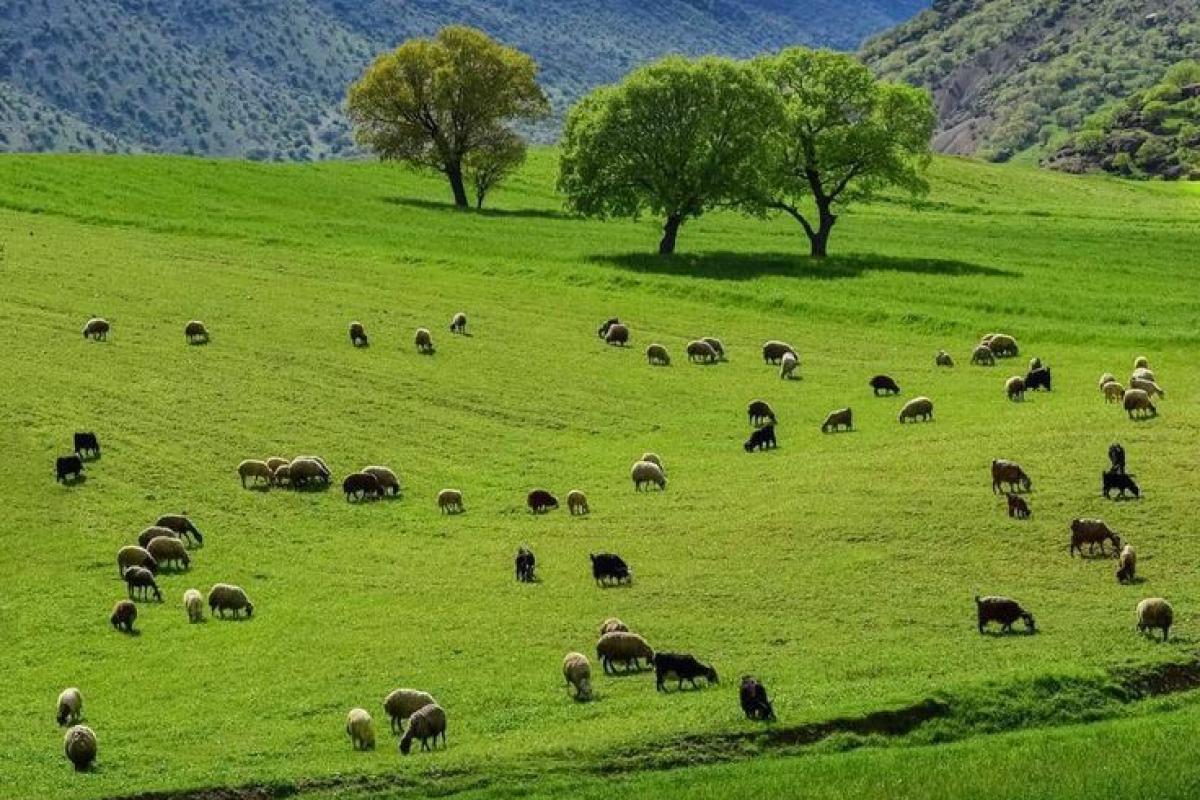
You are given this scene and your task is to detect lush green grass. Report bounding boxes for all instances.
[1,149,1198,800]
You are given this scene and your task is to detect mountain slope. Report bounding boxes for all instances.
[862,0,1200,161]
[0,0,925,159]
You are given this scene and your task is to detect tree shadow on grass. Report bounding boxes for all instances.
[591,251,1019,281]
[382,197,568,221]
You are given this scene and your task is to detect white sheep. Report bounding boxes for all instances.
[686,339,719,364]
[64,724,97,771]
[563,652,593,701]
[595,631,654,673]
[599,617,629,635]
[363,465,401,496]
[208,583,253,618]
[1098,372,1117,391]
[1136,598,1173,641]
[147,536,190,570]
[415,327,434,353]
[1130,377,1165,399]
[116,545,157,578]
[1103,381,1125,403]
[346,708,376,750]
[779,351,799,379]
[183,588,204,623]
[1133,356,1149,370]
[238,459,273,488]
[898,396,934,423]
[567,489,589,515]
[383,688,437,734]
[56,687,83,726]
[265,456,289,473]
[1117,545,1137,584]
[438,488,465,514]
[1131,367,1156,383]
[1123,388,1157,419]
[399,703,447,754]
[640,452,664,472]
[449,312,468,334]
[645,343,670,366]
[630,460,666,491]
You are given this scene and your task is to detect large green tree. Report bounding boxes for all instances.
[347,26,548,208]
[753,48,935,257]
[558,56,779,255]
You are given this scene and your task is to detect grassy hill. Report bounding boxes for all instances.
[1,151,1200,800]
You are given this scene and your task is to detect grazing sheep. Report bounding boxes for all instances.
[1006,493,1030,519]
[527,489,559,514]
[184,320,209,344]
[272,463,291,487]
[779,351,799,380]
[56,454,84,483]
[605,323,630,346]
[1117,545,1137,584]
[73,432,100,458]
[898,396,934,423]
[124,566,162,601]
[597,318,620,339]
[595,631,653,673]
[116,545,158,578]
[1108,443,1126,474]
[64,725,97,771]
[991,460,1032,494]
[739,676,776,721]
[1130,377,1165,399]
[383,689,437,734]
[630,460,666,491]
[1133,356,1150,370]
[567,489,589,516]
[821,407,852,433]
[56,688,83,726]
[1005,376,1026,401]
[289,457,330,488]
[935,350,954,367]
[1028,357,1042,371]
[207,583,253,618]
[437,488,465,514]
[110,599,137,633]
[346,708,376,750]
[761,340,796,364]
[653,652,718,692]
[686,339,719,364]
[399,703,447,754]
[1103,381,1125,403]
[646,343,670,366]
[414,327,434,353]
[137,526,180,549]
[82,317,110,341]
[869,375,900,396]
[449,312,468,334]
[362,466,400,496]
[590,553,632,587]
[976,596,1035,633]
[987,334,1019,357]
[1123,389,1157,419]
[238,459,273,488]
[183,588,204,623]
[1131,367,1156,383]
[349,321,368,347]
[702,337,726,360]
[747,399,776,426]
[640,452,665,472]
[744,425,777,452]
[155,514,204,546]
[1070,518,1121,557]
[970,345,995,366]
[1136,598,1173,641]
[1099,372,1117,391]
[563,652,593,701]
[342,471,383,502]
[599,617,629,636]
[1025,367,1052,392]
[147,536,190,570]
[515,546,536,582]
[1102,470,1140,499]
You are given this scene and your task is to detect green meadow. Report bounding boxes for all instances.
[1,150,1198,799]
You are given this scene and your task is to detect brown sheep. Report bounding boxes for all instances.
[414,327,434,354]
[1070,518,1121,557]
[687,340,719,364]
[1006,493,1030,519]
[991,460,1031,494]
[970,345,995,366]
[1123,389,1156,419]
[1005,376,1025,401]
[605,323,630,346]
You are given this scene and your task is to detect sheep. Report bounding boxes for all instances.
[1028,357,1042,371]
[1005,376,1026,401]
[1102,470,1140,499]
[1136,598,1173,641]
[563,652,593,701]
[595,631,653,673]
[342,471,383,502]
[1130,377,1165,399]
[208,583,253,618]
[821,407,852,433]
[744,425,777,452]
[761,340,796,364]
[156,513,204,546]
[1117,545,1137,584]
[82,317,110,341]
[117,545,158,578]
[137,526,180,550]
[399,704,447,755]
[935,350,954,367]
[779,351,799,380]
[597,318,620,339]
[346,708,376,750]
[970,345,995,366]
[1070,518,1121,557]
[630,460,666,491]
[653,652,718,692]
[1103,381,1125,403]
[747,399,776,426]
[124,566,162,601]
[56,454,84,483]
[590,553,632,586]
[527,489,559,514]
[360,466,400,496]
[686,339,718,364]
[73,432,100,459]
[567,489,589,516]
[739,676,776,721]
[299,454,331,474]
[605,323,630,346]
[640,452,665,472]
[56,687,83,726]
[289,457,330,488]
[515,546,536,582]
[414,327,434,353]
[449,312,468,334]
[991,460,1031,494]
[437,488,465,514]
[238,459,273,488]
[272,463,291,487]
[869,375,900,396]
[645,343,670,366]
[1133,356,1150,370]
[898,396,933,423]
[599,617,629,636]
[1006,493,1030,519]
[184,320,210,344]
[147,536,191,570]
[110,599,137,633]
[349,321,368,347]
[1025,367,1052,392]
[702,337,726,360]
[1123,388,1157,419]
[64,725,97,771]
[183,588,204,623]
[987,334,1019,357]
[1108,443,1126,474]
[1099,372,1117,391]
[1131,368,1156,383]
[976,596,1035,633]
[383,689,437,734]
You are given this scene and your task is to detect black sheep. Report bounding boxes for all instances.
[590,552,631,586]
[342,472,382,501]
[653,652,718,691]
[514,547,536,582]
[869,374,901,396]
[739,676,776,721]
[527,489,559,514]
[73,432,100,459]
[1025,367,1052,391]
[56,454,84,483]
[975,595,1035,634]
[744,425,777,452]
[597,318,619,338]
[1108,443,1126,474]
[155,514,204,546]
[1102,470,1140,499]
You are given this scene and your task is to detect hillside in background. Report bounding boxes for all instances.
[862,0,1200,161]
[0,0,924,159]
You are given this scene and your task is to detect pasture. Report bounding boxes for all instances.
[1,150,1199,799]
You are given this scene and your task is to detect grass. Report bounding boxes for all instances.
[0,149,1198,799]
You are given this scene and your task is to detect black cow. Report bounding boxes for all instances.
[653,652,718,692]
[56,454,84,483]
[1108,443,1126,474]
[515,547,536,582]
[1103,470,1140,499]
[1025,367,1052,391]
[739,676,776,721]
[744,425,777,452]
[73,432,100,459]
[590,553,631,586]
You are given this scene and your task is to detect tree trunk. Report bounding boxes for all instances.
[809,204,837,259]
[659,214,683,256]
[446,161,470,208]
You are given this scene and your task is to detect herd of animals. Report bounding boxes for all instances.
[49,313,1176,774]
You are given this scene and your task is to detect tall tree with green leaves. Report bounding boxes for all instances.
[752,48,935,257]
[347,26,548,208]
[558,55,779,255]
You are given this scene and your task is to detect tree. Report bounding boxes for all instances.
[464,127,526,210]
[753,49,935,257]
[347,26,548,208]
[558,56,778,255]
